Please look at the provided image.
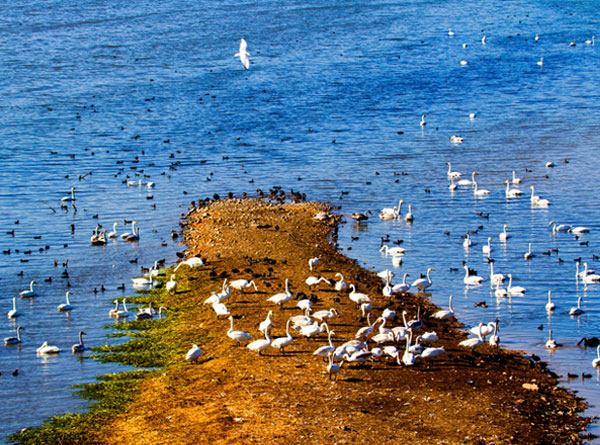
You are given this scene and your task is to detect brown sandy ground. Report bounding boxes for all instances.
[97,198,592,444]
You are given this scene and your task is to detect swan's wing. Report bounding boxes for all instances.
[239,38,247,52]
[240,54,250,69]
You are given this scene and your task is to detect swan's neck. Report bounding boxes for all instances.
[79,332,84,345]
[402,273,408,285]
[286,319,292,337]
[30,282,35,291]
[229,317,234,333]
[402,312,408,328]
[328,330,334,347]
[448,296,454,312]
[12,298,16,311]
[477,325,484,341]
[464,267,469,279]
[65,293,70,304]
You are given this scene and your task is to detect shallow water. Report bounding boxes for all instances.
[1,0,599,441]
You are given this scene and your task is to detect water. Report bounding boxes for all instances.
[1,0,599,441]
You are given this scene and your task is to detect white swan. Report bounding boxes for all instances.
[313,307,339,322]
[348,284,372,306]
[585,35,595,45]
[355,313,375,339]
[569,296,584,316]
[582,263,600,283]
[115,298,131,319]
[271,319,294,353]
[4,326,24,345]
[464,266,484,286]
[545,330,558,349]
[570,226,591,235]
[482,237,491,255]
[229,279,258,292]
[360,302,373,317]
[267,278,292,308]
[463,232,472,249]
[432,295,454,320]
[545,291,555,312]
[506,274,526,296]
[499,224,509,242]
[132,270,154,288]
[489,322,500,346]
[377,269,394,281]
[305,276,331,287]
[469,321,495,340]
[420,331,439,343]
[382,307,396,321]
[399,334,416,366]
[404,204,414,222]
[379,245,405,256]
[227,316,253,345]
[537,57,544,67]
[593,346,600,368]
[449,176,457,191]
[494,281,508,298]
[57,291,74,311]
[166,275,177,293]
[124,225,140,242]
[459,323,484,348]
[511,170,521,184]
[290,308,313,330]
[327,353,344,380]
[19,280,38,298]
[37,341,60,354]
[530,186,549,207]
[382,278,393,297]
[72,331,86,353]
[420,114,426,127]
[61,186,76,202]
[297,298,311,311]
[448,28,454,36]
[472,173,490,196]
[120,221,137,240]
[7,297,19,318]
[457,171,474,186]
[247,326,272,355]
[107,222,119,239]
[212,301,230,318]
[109,300,120,317]
[421,346,445,359]
[412,268,433,291]
[334,273,347,292]
[392,273,410,294]
[234,38,250,69]
[308,257,319,271]
[505,180,522,198]
[300,321,328,339]
[380,199,403,218]
[446,162,462,178]
[313,329,336,357]
[549,221,570,233]
[174,257,205,270]
[524,243,533,260]
[259,310,274,334]
[185,344,203,362]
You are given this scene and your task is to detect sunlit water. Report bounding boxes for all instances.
[1,0,599,441]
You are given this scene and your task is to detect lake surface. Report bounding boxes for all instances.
[1,0,599,441]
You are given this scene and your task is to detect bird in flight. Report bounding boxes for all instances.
[235,38,250,69]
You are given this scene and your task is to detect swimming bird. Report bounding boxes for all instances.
[334,273,347,292]
[459,323,484,348]
[582,263,600,283]
[545,330,559,349]
[107,222,119,239]
[530,186,549,207]
[7,297,19,318]
[392,273,410,294]
[109,300,120,317]
[4,326,24,345]
[271,319,294,353]
[432,295,454,320]
[585,35,595,45]
[19,280,38,298]
[448,28,454,36]
[37,341,60,354]
[463,265,483,285]
[380,199,403,219]
[247,326,272,355]
[463,232,472,249]
[511,171,521,184]
[267,278,292,308]
[404,204,414,222]
[351,210,371,221]
[593,346,600,368]
[450,135,463,143]
[537,57,544,67]
[505,180,522,198]
[115,298,131,319]
[235,38,250,69]
[535,34,539,42]
[549,221,570,233]
[472,173,490,196]
[449,176,457,191]
[185,344,203,362]
[380,245,406,256]
[569,296,584,316]
[412,268,433,291]
[482,237,492,255]
[57,291,74,311]
[166,274,177,293]
[570,226,591,235]
[524,243,534,260]
[457,171,474,186]
[72,331,86,353]
[499,224,509,242]
[229,279,258,292]
[132,271,154,288]
[120,221,137,240]
[545,291,555,312]
[348,284,372,306]
[227,316,253,345]
[124,225,140,242]
[506,274,526,296]
[61,187,76,202]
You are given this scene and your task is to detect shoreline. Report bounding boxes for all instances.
[11,197,593,444]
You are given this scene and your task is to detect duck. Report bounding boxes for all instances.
[227,316,253,345]
[19,280,38,298]
[348,284,372,306]
[334,273,347,292]
[432,295,454,320]
[569,296,584,316]
[379,245,405,256]
[37,341,61,354]
[458,323,484,348]
[4,326,24,345]
[267,279,292,308]
[185,344,203,362]
[506,274,526,296]
[392,273,410,294]
[247,326,272,355]
[412,268,433,291]
[545,330,559,349]
[71,331,86,353]
[57,291,74,311]
[229,279,258,292]
[7,297,20,318]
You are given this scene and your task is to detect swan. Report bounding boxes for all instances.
[271,319,294,353]
[174,257,205,270]
[404,204,414,222]
[115,298,131,319]
[227,316,253,345]
[457,171,474,186]
[72,331,86,353]
[4,326,24,345]
[382,278,393,297]
[377,316,392,335]
[377,269,395,281]
[348,284,372,306]
[549,221,570,233]
[489,322,500,346]
[37,341,60,354]
[545,291,555,312]
[472,173,490,196]
[448,28,454,36]
[57,291,74,311]
[107,222,119,239]
[61,186,76,202]
[355,313,376,339]
[446,162,462,179]
[344,350,373,363]
[463,232,472,249]
[327,353,344,380]
[530,186,549,207]
[537,57,544,67]
[407,306,422,330]
[305,276,331,287]
[158,306,167,319]
[120,221,137,240]
[234,38,250,69]
[399,334,416,366]
[512,171,521,184]
[420,114,426,127]
[586,35,595,45]
[290,308,313,330]
[132,271,154,288]
[392,273,410,294]
[482,237,491,255]
[150,261,166,277]
[494,281,508,298]
[582,263,600,283]
[409,334,424,354]
[259,310,274,334]
[90,229,107,245]
[449,176,457,191]
[109,300,120,317]
[351,210,371,221]
[372,331,394,345]
[469,322,495,340]
[505,180,522,198]
[308,257,319,271]
[459,323,484,348]
[7,297,19,318]
[420,331,439,343]
[19,280,38,298]
[124,225,140,242]
[421,347,445,359]
[267,278,292,308]
[295,299,311,313]
[166,275,177,293]
[431,295,454,320]
[378,209,397,220]
[535,34,539,42]
[570,226,591,235]
[382,308,396,321]
[313,329,336,357]
[499,224,509,242]
[391,311,410,340]
[380,245,406,256]
[450,135,464,143]
[524,243,534,260]
[506,274,526,295]
[569,296,584,316]
[383,345,399,359]
[360,302,373,317]
[185,344,203,362]
[334,273,347,292]
[380,199,403,218]
[229,279,258,292]
[299,321,328,339]
[212,301,230,318]
[135,304,154,320]
[412,268,433,291]
[313,308,339,322]
[593,345,600,368]
[545,330,558,349]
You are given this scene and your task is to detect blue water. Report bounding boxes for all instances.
[1,0,599,441]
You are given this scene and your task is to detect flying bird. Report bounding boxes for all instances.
[235,38,250,69]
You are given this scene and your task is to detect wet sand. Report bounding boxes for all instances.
[97,198,591,444]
